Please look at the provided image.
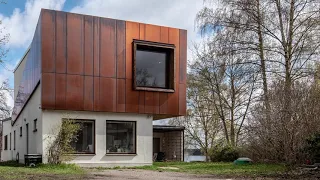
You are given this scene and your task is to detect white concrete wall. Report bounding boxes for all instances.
[14,50,28,100]
[1,86,42,163]
[42,110,153,167]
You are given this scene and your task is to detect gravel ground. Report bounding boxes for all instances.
[89,169,233,180]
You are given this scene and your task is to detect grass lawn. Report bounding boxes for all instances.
[0,161,85,180]
[131,161,288,177]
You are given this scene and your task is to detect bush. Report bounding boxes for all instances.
[304,133,320,163]
[209,146,239,162]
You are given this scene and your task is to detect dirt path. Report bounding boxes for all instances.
[89,169,232,180]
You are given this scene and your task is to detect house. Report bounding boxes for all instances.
[1,9,187,167]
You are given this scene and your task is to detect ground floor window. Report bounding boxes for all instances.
[106,121,136,154]
[70,120,95,154]
[4,135,8,150]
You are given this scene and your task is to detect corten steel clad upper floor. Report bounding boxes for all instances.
[12,9,187,122]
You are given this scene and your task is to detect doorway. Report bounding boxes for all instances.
[153,138,160,153]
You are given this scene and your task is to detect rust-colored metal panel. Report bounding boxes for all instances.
[66,75,84,110]
[42,73,55,109]
[67,13,83,75]
[179,29,187,84]
[116,20,126,79]
[93,77,100,111]
[138,23,145,114]
[55,73,66,109]
[84,15,94,76]
[159,93,168,114]
[125,21,139,79]
[116,79,125,112]
[93,17,100,76]
[55,11,66,73]
[12,17,41,121]
[160,26,169,43]
[84,76,94,111]
[145,24,161,42]
[139,23,145,40]
[167,28,180,115]
[100,18,116,77]
[125,79,139,113]
[158,26,169,115]
[139,91,145,113]
[41,10,55,73]
[153,92,160,114]
[100,77,116,111]
[145,92,154,114]
[179,83,187,115]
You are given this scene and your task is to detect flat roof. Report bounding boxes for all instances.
[153,125,185,132]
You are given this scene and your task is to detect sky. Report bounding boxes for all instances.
[0,0,205,117]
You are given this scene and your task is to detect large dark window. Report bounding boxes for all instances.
[70,120,95,154]
[106,121,136,154]
[133,40,175,92]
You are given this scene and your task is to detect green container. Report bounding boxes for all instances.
[233,157,253,165]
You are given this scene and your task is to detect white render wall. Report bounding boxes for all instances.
[42,110,153,167]
[1,86,42,163]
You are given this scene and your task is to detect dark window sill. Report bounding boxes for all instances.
[33,129,37,132]
[135,87,174,93]
[105,153,137,156]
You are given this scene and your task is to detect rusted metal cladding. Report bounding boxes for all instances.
[12,18,42,121]
[39,9,187,118]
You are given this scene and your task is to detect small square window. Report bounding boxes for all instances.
[33,119,37,132]
[106,121,136,154]
[133,40,175,92]
[68,119,95,154]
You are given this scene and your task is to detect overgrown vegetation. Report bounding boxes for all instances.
[170,0,320,164]
[0,162,85,180]
[132,162,287,177]
[47,118,80,164]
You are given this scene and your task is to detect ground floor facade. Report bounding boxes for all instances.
[1,89,184,166]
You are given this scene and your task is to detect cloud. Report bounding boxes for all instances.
[70,0,203,56]
[0,0,66,48]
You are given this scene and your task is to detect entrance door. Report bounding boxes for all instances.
[153,138,160,153]
[26,123,29,154]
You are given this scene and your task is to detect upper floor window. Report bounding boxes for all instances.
[20,126,22,137]
[33,119,37,132]
[133,40,175,92]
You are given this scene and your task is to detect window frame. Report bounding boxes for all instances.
[133,39,175,92]
[106,120,137,155]
[66,119,96,155]
[33,119,37,132]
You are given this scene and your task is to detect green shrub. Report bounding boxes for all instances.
[304,133,320,163]
[209,146,239,162]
